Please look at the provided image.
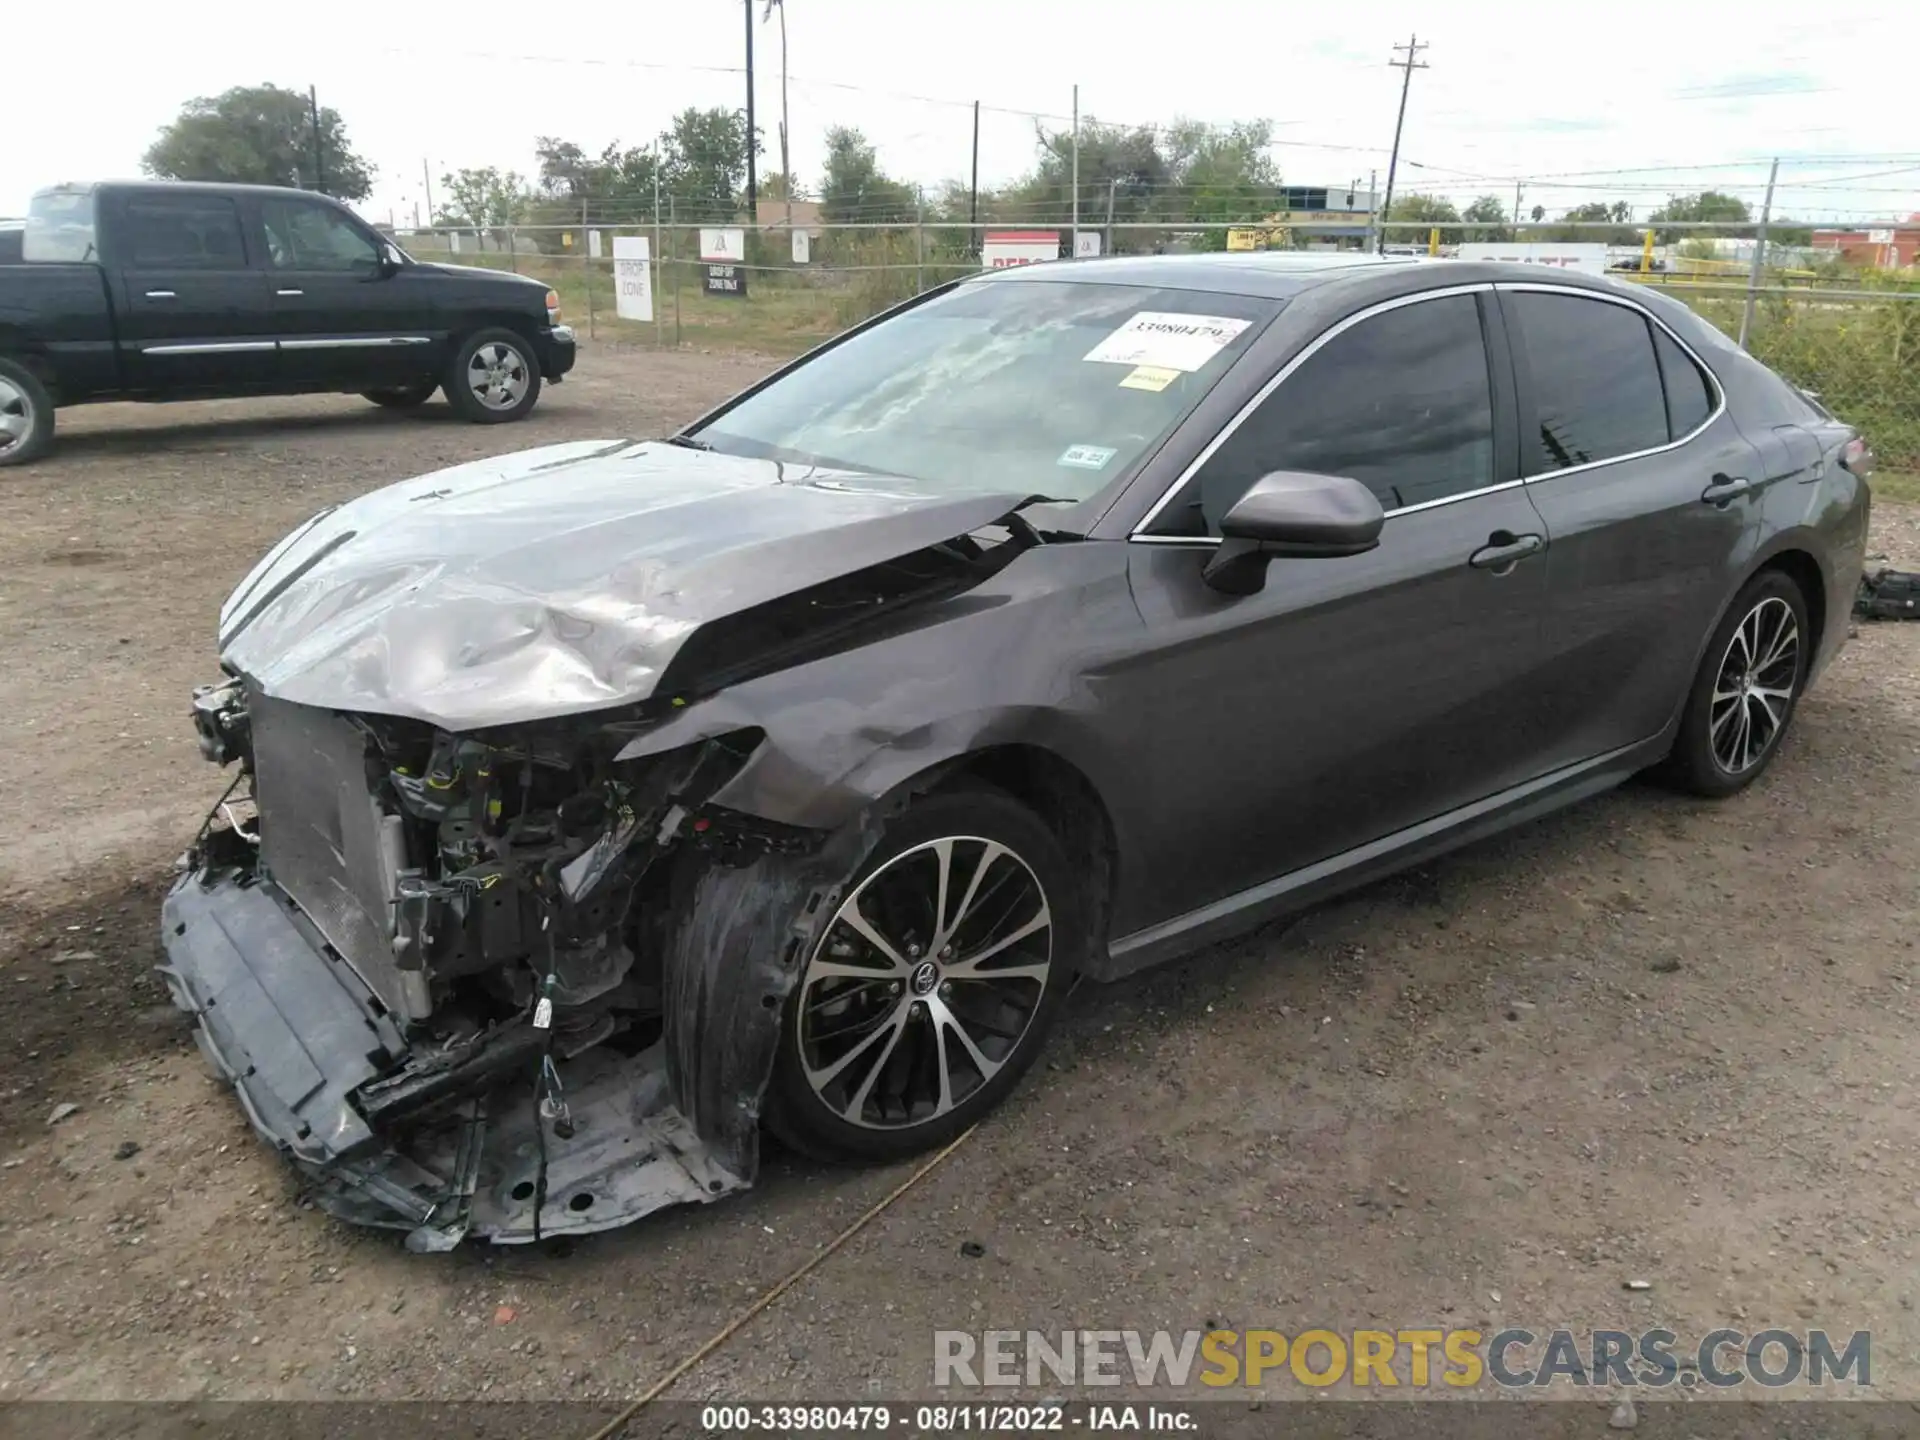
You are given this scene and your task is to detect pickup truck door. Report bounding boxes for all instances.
[252,195,439,390]
[109,191,276,394]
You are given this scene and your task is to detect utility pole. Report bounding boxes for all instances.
[743,0,758,221]
[1738,156,1780,351]
[1366,167,1377,252]
[1105,176,1117,257]
[970,100,981,236]
[309,86,325,193]
[1513,178,1524,236]
[1070,84,1080,252]
[422,160,435,228]
[1378,34,1428,253]
[764,0,791,231]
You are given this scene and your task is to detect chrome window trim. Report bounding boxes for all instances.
[1494,280,1728,483]
[1128,283,1497,540]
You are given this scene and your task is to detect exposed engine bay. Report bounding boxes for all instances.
[160,492,1051,1247]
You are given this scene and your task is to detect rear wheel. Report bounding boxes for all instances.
[1660,570,1810,797]
[444,329,541,423]
[362,383,437,409]
[765,788,1079,1163]
[0,359,55,468]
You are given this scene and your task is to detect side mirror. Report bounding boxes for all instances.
[1201,470,1385,596]
[375,243,405,277]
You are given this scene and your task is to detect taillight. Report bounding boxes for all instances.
[1841,437,1874,480]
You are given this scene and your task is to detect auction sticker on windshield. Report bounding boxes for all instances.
[1057,444,1118,471]
[1118,365,1180,392]
[1085,312,1252,372]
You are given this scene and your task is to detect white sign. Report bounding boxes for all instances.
[981,230,1060,268]
[1084,312,1252,373]
[1074,231,1103,258]
[449,231,461,254]
[588,230,603,259]
[1457,241,1607,276]
[1867,229,1894,244]
[612,235,654,323]
[791,230,811,265]
[700,227,746,263]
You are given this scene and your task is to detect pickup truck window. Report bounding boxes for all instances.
[124,195,247,270]
[25,188,97,262]
[260,197,378,273]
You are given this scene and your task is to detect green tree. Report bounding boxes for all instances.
[530,137,660,229]
[1382,193,1460,246]
[819,127,918,225]
[142,84,373,200]
[436,167,530,247]
[1461,194,1509,243]
[661,107,760,222]
[1543,201,1638,245]
[1648,190,1752,243]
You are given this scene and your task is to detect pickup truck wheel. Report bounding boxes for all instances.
[445,329,541,423]
[362,383,437,410]
[0,360,54,468]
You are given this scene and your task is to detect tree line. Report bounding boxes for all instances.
[136,84,1819,250]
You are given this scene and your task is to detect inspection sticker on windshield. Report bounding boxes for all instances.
[1057,443,1117,471]
[1118,365,1180,392]
[1084,312,1251,372]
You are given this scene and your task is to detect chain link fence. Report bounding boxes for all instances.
[400,219,1920,473]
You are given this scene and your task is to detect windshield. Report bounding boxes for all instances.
[694,279,1279,502]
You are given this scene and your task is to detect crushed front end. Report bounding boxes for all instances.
[161,678,814,1248]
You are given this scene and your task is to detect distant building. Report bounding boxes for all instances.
[1812,216,1920,268]
[755,197,822,234]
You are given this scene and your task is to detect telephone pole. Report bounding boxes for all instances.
[1377,34,1428,252]
[309,86,325,194]
[744,0,758,220]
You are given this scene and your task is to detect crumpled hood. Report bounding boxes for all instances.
[218,439,1031,731]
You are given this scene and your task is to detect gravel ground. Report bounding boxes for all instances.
[1,344,1917,1412]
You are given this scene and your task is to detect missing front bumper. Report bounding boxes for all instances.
[159,870,748,1246]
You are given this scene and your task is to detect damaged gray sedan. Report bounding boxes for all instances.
[162,254,1870,1245]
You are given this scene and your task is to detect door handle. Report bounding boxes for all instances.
[144,290,176,299]
[1702,474,1751,506]
[1468,531,1545,573]
[276,288,305,297]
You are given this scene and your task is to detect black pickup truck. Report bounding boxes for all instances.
[0,181,576,466]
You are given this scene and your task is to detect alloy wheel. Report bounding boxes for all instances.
[0,376,33,458]
[1709,595,1799,776]
[797,836,1053,1131]
[466,342,529,410]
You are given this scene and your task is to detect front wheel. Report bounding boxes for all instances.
[0,358,55,468]
[1659,569,1811,797]
[444,329,541,423]
[765,787,1080,1163]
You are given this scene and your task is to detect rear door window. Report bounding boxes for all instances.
[1509,291,1668,471]
[123,195,248,270]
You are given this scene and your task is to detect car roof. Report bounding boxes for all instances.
[975,251,1427,299]
[34,180,352,204]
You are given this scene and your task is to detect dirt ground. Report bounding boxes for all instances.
[2,343,1918,1413]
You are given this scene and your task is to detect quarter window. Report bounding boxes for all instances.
[1510,291,1667,471]
[123,195,247,270]
[1652,325,1714,439]
[1158,293,1495,535]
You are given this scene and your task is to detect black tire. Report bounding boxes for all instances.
[442,328,542,424]
[764,786,1083,1163]
[1659,569,1811,797]
[0,358,55,468]
[362,383,437,409]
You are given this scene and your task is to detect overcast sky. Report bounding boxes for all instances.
[10,0,1918,227]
